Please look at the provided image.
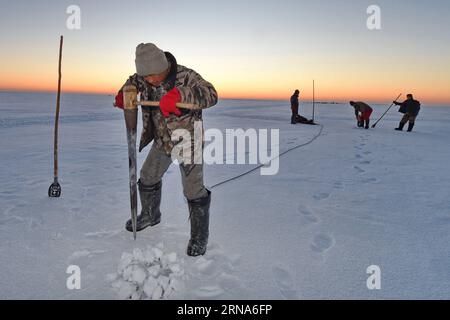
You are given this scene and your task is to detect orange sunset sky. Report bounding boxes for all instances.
[1,1,449,104]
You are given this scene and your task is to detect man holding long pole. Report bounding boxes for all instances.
[393,94,421,132]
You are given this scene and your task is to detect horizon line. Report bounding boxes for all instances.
[1,88,449,106]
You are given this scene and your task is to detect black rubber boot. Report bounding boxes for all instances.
[126,180,162,232]
[357,120,364,128]
[187,190,211,257]
[395,122,406,131]
[291,115,297,125]
[365,119,370,129]
[407,122,415,132]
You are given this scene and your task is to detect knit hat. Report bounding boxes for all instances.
[135,43,169,76]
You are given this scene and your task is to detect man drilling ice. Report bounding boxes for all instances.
[114,43,218,256]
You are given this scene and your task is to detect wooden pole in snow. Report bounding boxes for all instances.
[312,80,315,122]
[49,35,63,198]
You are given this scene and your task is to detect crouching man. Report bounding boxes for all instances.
[350,101,373,129]
[114,43,218,256]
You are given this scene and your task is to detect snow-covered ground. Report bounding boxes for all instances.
[0,91,449,299]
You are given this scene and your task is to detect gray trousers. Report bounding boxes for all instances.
[140,144,208,201]
[401,113,417,124]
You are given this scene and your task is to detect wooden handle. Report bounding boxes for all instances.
[122,85,200,110]
[123,85,138,110]
[139,101,199,110]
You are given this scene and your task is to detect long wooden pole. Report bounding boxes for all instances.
[372,93,402,128]
[54,36,63,180]
[49,36,63,198]
[312,80,315,122]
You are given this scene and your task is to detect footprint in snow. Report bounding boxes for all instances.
[298,204,319,227]
[362,178,378,184]
[435,216,450,225]
[363,151,372,155]
[286,139,297,145]
[353,166,366,174]
[1,205,15,216]
[0,190,18,196]
[186,245,241,299]
[355,154,363,159]
[194,257,218,277]
[359,160,371,165]
[218,274,243,293]
[333,181,344,190]
[313,192,330,201]
[194,286,225,299]
[272,266,300,299]
[69,206,82,213]
[68,249,109,262]
[311,234,335,254]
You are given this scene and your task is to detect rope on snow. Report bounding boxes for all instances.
[209,124,325,190]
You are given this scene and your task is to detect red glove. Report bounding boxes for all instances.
[114,91,124,109]
[160,88,182,118]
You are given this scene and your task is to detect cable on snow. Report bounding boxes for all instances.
[209,124,324,190]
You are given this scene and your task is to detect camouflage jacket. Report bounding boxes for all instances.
[123,52,218,156]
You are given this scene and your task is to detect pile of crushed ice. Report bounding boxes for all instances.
[108,244,185,300]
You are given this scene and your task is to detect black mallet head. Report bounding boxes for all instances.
[48,180,61,198]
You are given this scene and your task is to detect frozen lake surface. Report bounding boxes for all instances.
[0,91,449,299]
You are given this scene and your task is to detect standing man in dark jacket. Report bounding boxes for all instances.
[290,90,300,124]
[393,94,421,132]
[290,90,315,125]
[114,43,218,256]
